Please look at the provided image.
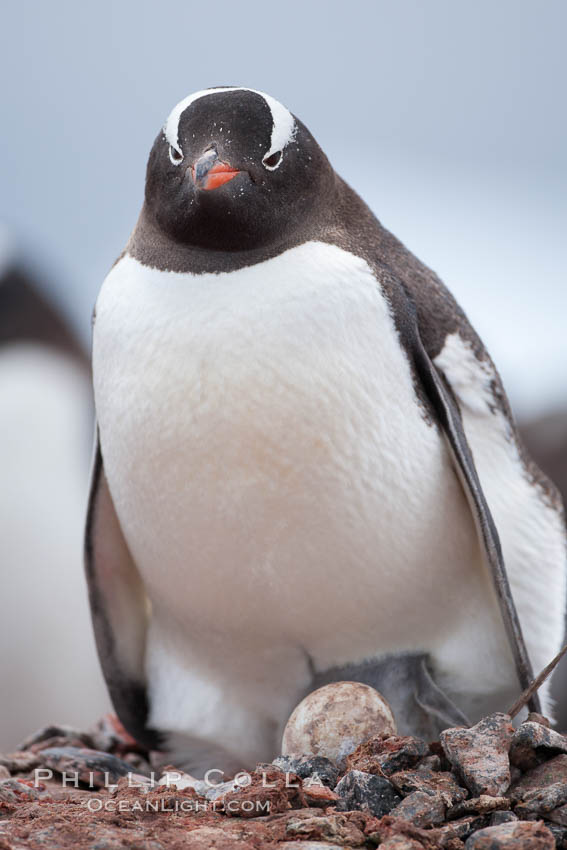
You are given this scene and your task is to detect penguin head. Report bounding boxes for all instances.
[144,88,335,251]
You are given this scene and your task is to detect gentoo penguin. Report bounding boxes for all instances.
[0,235,109,749]
[86,87,566,775]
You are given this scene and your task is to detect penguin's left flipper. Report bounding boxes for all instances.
[84,436,162,751]
[406,297,539,711]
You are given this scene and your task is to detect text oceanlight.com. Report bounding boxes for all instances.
[85,797,271,813]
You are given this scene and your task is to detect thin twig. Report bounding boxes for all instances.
[507,644,567,719]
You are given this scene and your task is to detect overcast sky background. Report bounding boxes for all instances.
[1,0,566,416]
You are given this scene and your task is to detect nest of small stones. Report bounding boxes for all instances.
[1,711,567,849]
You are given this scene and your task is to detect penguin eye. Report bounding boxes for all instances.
[262,150,283,170]
[169,145,183,166]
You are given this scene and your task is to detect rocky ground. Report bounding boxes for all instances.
[1,710,567,849]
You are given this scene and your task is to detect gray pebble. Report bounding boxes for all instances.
[334,769,401,817]
[272,755,339,788]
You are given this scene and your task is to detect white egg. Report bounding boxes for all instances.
[281,681,397,766]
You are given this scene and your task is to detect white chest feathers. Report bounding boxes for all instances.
[93,242,480,667]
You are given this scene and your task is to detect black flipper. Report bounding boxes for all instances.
[84,434,163,750]
[408,304,540,712]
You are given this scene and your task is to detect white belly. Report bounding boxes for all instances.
[93,242,495,681]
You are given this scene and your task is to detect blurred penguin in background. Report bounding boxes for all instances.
[0,225,109,749]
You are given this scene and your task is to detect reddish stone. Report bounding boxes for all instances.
[389,789,446,828]
[284,812,367,845]
[390,766,467,805]
[368,815,465,849]
[89,713,145,755]
[547,804,567,828]
[514,782,567,818]
[447,795,510,820]
[222,767,304,818]
[379,835,426,849]
[440,713,514,797]
[283,843,350,850]
[510,754,567,802]
[510,720,567,771]
[0,751,41,773]
[301,781,340,807]
[464,820,555,849]
[346,735,428,776]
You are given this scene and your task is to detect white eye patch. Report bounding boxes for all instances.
[169,145,183,166]
[262,150,283,171]
[163,87,296,171]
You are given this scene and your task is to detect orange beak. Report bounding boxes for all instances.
[191,150,240,191]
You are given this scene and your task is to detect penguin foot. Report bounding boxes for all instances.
[150,732,250,780]
[306,651,470,740]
